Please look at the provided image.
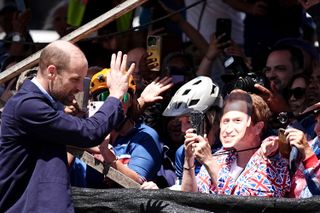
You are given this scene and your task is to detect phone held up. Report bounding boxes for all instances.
[146,35,162,72]
[278,128,290,158]
[215,18,232,45]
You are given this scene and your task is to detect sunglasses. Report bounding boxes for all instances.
[96,90,130,103]
[287,87,306,99]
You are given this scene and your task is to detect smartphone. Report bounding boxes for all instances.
[278,128,290,158]
[88,101,104,117]
[146,35,162,72]
[215,18,232,43]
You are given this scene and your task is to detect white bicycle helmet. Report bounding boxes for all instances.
[162,76,223,117]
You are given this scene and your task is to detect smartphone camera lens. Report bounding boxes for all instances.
[147,37,157,46]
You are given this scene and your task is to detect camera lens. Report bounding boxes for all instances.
[147,37,156,46]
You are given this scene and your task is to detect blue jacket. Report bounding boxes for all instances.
[0,80,124,212]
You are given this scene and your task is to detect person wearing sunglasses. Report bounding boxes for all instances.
[287,73,308,117]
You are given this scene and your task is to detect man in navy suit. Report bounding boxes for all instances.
[0,40,135,212]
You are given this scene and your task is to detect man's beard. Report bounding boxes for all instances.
[52,91,75,106]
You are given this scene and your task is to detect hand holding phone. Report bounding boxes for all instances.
[278,128,290,158]
[215,18,232,44]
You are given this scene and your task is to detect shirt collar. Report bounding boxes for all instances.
[31,78,64,110]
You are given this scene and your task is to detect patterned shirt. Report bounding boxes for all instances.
[290,137,320,198]
[196,148,291,197]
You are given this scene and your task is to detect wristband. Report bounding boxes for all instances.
[183,164,195,170]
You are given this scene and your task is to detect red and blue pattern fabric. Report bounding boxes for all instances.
[196,148,290,197]
[290,137,320,198]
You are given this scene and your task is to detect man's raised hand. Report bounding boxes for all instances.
[108,51,135,100]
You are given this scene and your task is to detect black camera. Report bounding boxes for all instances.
[223,55,267,94]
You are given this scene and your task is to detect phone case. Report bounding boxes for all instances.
[215,18,232,43]
[147,35,161,72]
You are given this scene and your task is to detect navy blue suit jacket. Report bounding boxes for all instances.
[0,80,124,212]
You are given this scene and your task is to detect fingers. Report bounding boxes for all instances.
[162,76,173,85]
[285,128,303,137]
[285,129,307,151]
[140,181,159,190]
[120,53,128,72]
[185,128,196,134]
[158,76,172,84]
[184,135,197,144]
[159,83,173,94]
[115,51,122,71]
[110,51,135,83]
[184,130,198,147]
[111,51,131,72]
[254,83,271,99]
[127,62,135,76]
[152,77,160,83]
[154,76,173,91]
[110,53,116,70]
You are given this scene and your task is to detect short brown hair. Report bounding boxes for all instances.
[224,89,271,127]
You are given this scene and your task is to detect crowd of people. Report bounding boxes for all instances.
[0,0,320,212]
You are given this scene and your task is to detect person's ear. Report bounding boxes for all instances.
[47,65,57,79]
[253,121,264,136]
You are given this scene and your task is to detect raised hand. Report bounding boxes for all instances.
[139,76,173,106]
[108,51,135,100]
[205,33,228,61]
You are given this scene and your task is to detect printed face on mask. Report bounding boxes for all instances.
[220,100,252,150]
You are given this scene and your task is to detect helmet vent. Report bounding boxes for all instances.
[176,102,182,109]
[182,89,191,95]
[189,99,199,106]
[211,85,216,94]
[98,74,105,82]
[192,79,202,85]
